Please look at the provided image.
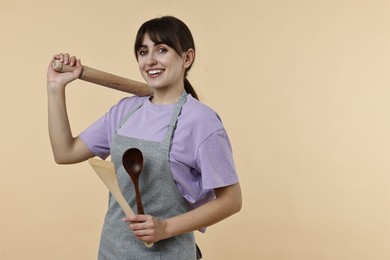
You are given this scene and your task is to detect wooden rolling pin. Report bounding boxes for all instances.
[52,60,153,96]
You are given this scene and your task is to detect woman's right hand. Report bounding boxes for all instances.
[47,53,83,88]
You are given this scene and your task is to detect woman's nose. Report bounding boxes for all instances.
[145,53,157,66]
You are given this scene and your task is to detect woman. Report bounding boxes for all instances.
[47,16,242,259]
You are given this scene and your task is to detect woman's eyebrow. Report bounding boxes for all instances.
[138,42,164,50]
[137,42,166,51]
[153,41,165,45]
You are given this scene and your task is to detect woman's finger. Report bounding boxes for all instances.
[69,56,77,66]
[123,214,150,223]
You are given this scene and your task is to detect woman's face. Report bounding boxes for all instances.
[137,34,187,91]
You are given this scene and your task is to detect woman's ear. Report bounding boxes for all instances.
[183,49,195,69]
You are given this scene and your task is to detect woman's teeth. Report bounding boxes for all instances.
[148,69,163,75]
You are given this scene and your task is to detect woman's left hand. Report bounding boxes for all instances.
[123,214,168,243]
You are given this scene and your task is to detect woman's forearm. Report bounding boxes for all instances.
[47,84,75,163]
[164,182,242,238]
[47,84,93,164]
[125,182,242,243]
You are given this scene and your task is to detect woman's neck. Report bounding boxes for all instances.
[150,87,184,105]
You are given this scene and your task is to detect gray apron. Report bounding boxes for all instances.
[98,92,198,260]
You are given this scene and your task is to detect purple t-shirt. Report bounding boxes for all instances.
[79,94,238,209]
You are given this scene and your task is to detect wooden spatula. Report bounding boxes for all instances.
[88,158,134,216]
[88,158,153,248]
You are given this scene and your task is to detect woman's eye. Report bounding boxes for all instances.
[138,50,147,56]
[158,47,168,53]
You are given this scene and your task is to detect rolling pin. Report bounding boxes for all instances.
[52,60,153,96]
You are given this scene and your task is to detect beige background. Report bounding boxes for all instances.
[1,0,390,259]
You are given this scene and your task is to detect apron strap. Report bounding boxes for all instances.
[162,90,188,151]
[114,99,145,133]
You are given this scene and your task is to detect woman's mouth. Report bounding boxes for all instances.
[147,69,164,77]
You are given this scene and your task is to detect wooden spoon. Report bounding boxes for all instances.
[122,148,154,247]
[122,148,146,215]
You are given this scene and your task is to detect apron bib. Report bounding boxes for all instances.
[98,92,197,260]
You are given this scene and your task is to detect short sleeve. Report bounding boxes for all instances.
[196,128,239,190]
[79,96,146,159]
[79,112,111,159]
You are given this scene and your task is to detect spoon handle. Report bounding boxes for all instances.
[134,185,145,215]
[131,178,153,247]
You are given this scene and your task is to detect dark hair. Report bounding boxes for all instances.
[134,16,199,100]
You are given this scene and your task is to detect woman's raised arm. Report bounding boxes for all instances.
[47,53,94,164]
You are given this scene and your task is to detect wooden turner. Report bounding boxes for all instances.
[88,158,134,216]
[88,158,153,248]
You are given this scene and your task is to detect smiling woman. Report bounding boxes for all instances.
[46,16,241,260]
[135,33,193,101]
[134,16,198,102]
